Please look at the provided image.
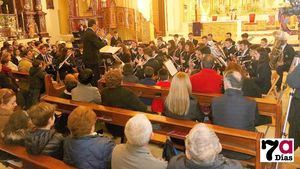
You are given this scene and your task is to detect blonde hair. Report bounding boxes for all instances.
[165,72,191,116]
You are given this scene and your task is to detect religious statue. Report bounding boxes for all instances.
[27,19,37,38]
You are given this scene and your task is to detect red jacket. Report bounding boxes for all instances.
[190,68,223,94]
[151,81,170,113]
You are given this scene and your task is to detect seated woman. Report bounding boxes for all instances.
[112,114,167,169]
[18,49,33,73]
[0,89,17,132]
[64,106,115,169]
[1,110,31,145]
[250,47,271,94]
[101,69,146,142]
[167,123,242,169]
[164,72,204,122]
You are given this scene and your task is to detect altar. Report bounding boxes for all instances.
[201,20,242,42]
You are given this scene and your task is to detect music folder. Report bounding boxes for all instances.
[100,45,121,54]
[164,59,178,76]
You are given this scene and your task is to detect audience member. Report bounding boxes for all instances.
[164,72,204,121]
[71,69,101,104]
[151,68,170,113]
[25,102,64,159]
[18,49,33,73]
[1,110,31,145]
[112,114,167,169]
[1,52,17,72]
[190,55,222,93]
[102,69,146,141]
[0,89,17,132]
[60,80,77,99]
[122,63,139,83]
[64,106,115,169]
[167,124,242,169]
[28,59,46,107]
[139,66,156,106]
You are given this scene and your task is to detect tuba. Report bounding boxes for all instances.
[269,39,284,70]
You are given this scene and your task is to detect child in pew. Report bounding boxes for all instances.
[25,102,64,160]
[139,66,156,106]
[1,110,32,146]
[151,68,170,113]
[64,106,115,169]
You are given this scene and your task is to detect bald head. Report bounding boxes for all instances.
[223,70,242,90]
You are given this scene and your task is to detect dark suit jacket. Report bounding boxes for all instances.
[212,89,259,131]
[188,39,198,46]
[82,28,106,65]
[283,44,296,67]
[252,57,271,94]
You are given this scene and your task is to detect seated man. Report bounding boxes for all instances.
[71,68,101,104]
[168,124,242,169]
[190,54,222,93]
[212,70,258,131]
[64,106,115,169]
[25,102,64,160]
[139,66,156,106]
[122,63,139,83]
[112,114,167,169]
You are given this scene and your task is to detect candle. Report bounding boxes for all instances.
[6,4,8,14]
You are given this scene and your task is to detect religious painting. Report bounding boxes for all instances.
[46,0,54,9]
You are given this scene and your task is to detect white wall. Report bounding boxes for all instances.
[41,0,61,42]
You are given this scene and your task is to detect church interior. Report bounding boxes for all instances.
[0,0,300,169]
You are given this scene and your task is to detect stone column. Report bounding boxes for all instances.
[34,0,48,36]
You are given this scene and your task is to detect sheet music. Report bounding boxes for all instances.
[100,45,121,54]
[164,59,178,76]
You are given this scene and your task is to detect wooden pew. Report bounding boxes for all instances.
[10,71,29,81]
[42,95,263,169]
[121,82,283,138]
[44,74,65,97]
[0,141,74,169]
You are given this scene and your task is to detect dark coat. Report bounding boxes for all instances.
[167,154,242,169]
[212,89,259,131]
[164,96,204,122]
[139,78,156,105]
[123,75,139,83]
[283,44,296,68]
[101,86,147,112]
[63,135,115,169]
[252,56,271,94]
[82,28,106,65]
[287,64,300,99]
[242,78,262,98]
[25,129,64,160]
[223,46,237,59]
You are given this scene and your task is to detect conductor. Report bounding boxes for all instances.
[82,19,107,86]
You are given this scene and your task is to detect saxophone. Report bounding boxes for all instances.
[269,39,285,70]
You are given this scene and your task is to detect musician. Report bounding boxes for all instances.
[236,40,251,71]
[225,32,232,39]
[187,33,198,46]
[151,46,164,70]
[36,44,55,76]
[110,31,122,47]
[250,47,271,94]
[133,45,145,66]
[167,40,176,57]
[182,42,196,70]
[201,36,210,47]
[276,35,296,90]
[241,33,249,41]
[223,38,237,60]
[157,37,166,50]
[55,47,76,80]
[82,19,107,86]
[116,43,131,63]
[173,41,185,68]
[189,46,207,71]
[208,33,217,43]
[135,47,160,79]
[130,41,138,61]
[260,38,271,54]
[173,34,179,46]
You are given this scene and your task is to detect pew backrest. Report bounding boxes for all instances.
[42,95,263,169]
[121,82,282,137]
[0,142,74,169]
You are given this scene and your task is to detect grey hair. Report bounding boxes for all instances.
[185,124,222,165]
[224,70,243,89]
[125,114,153,146]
